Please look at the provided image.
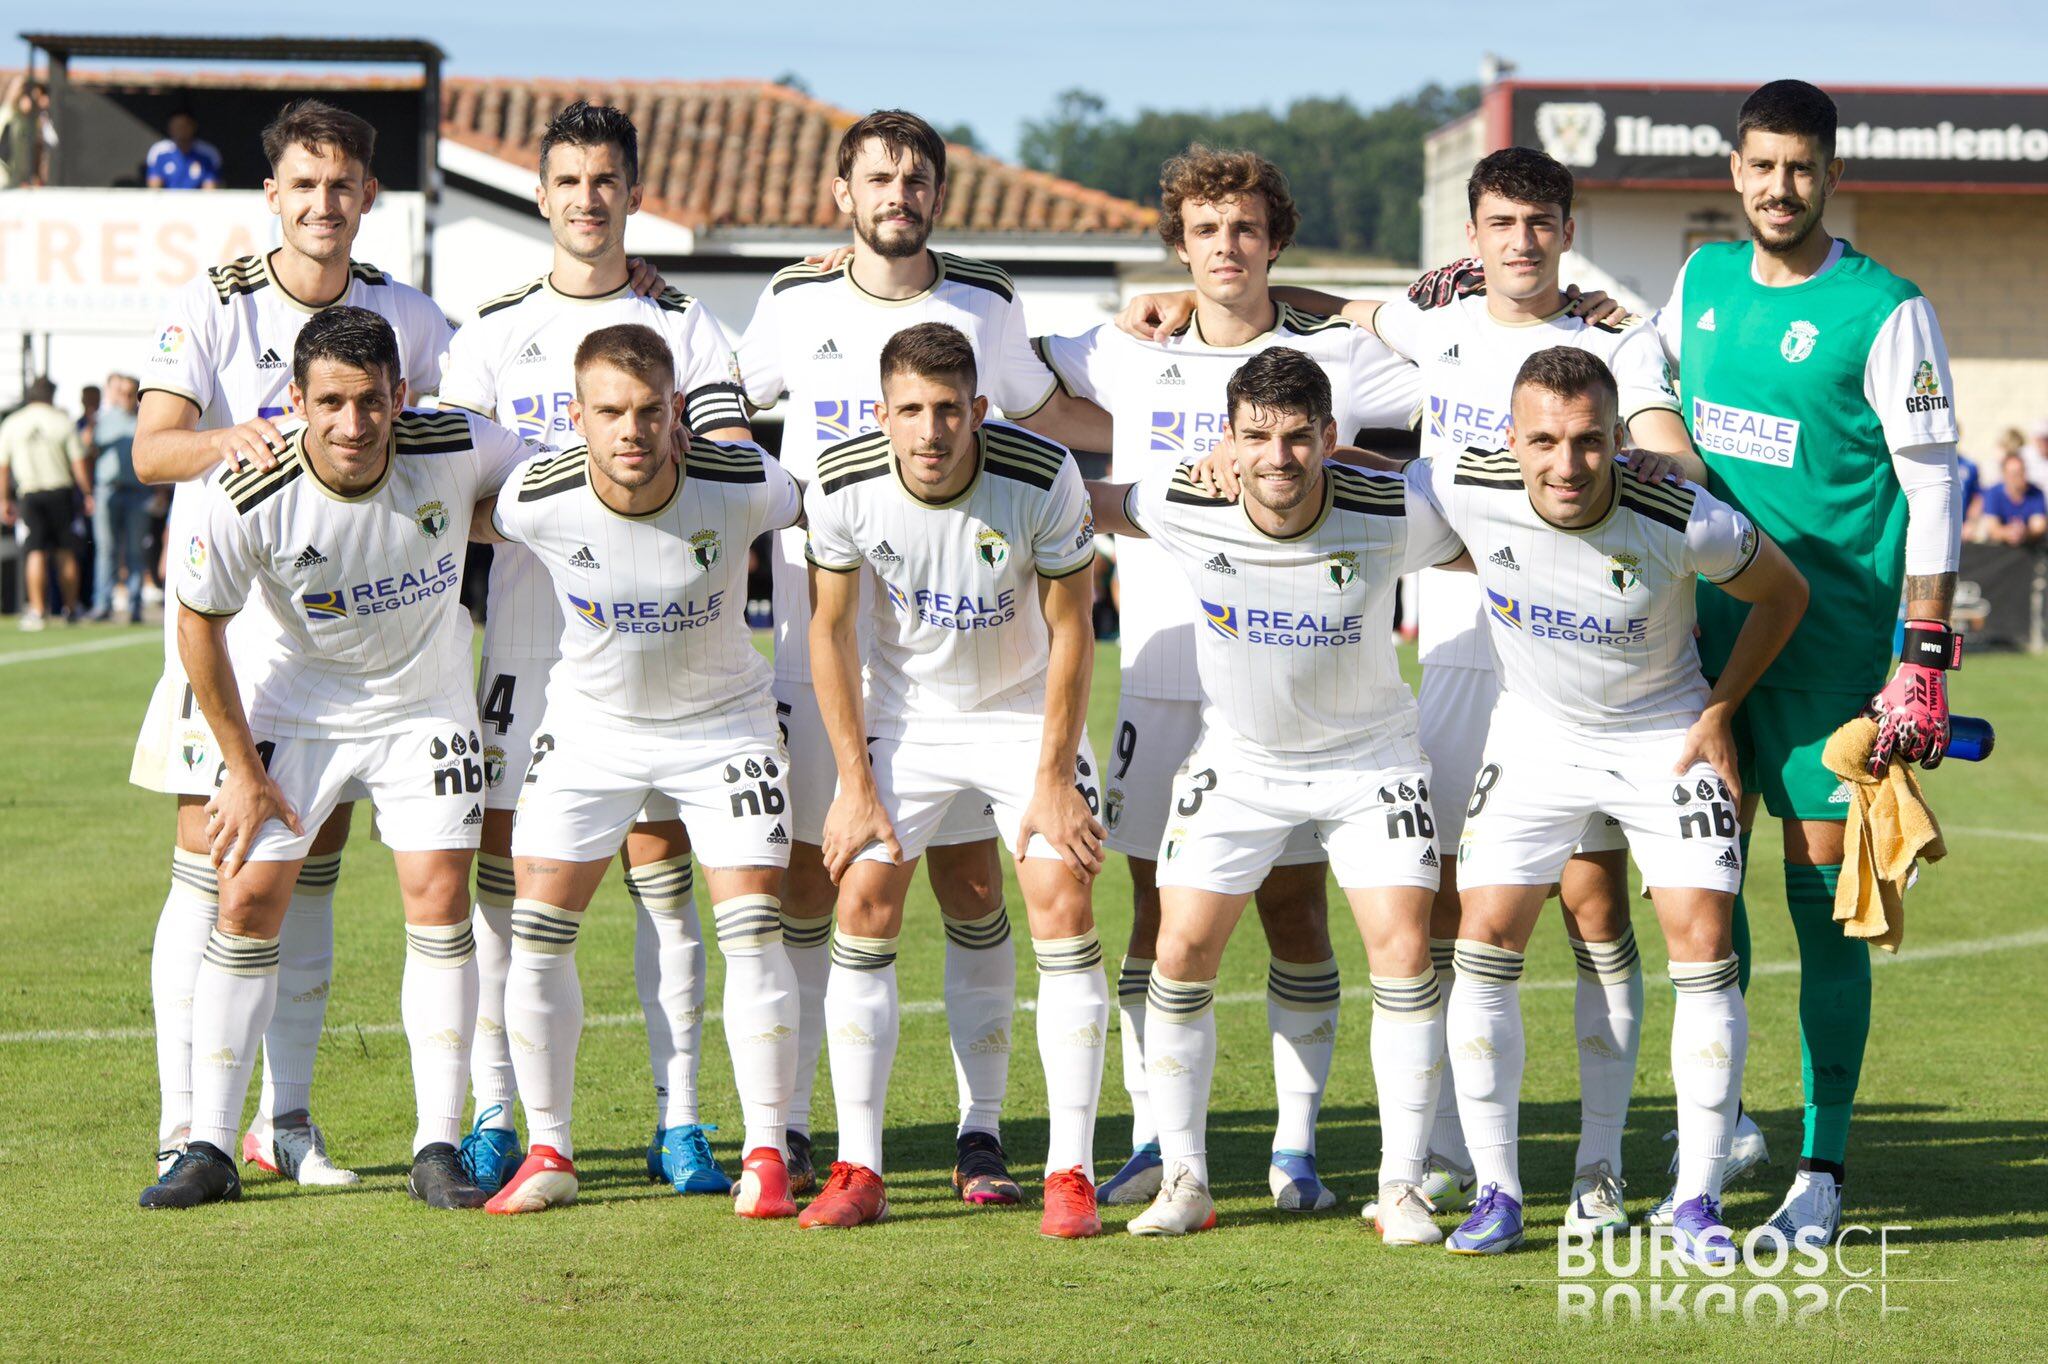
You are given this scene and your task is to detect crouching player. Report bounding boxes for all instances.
[800,322,1110,1238]
[1430,348,1807,1261]
[473,325,804,1217]
[142,307,530,1210]
[1088,347,1467,1243]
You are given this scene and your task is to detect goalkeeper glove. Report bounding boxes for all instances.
[1866,619,1961,775]
[1407,257,1486,310]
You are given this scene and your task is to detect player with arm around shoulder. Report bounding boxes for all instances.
[1430,348,1806,1263]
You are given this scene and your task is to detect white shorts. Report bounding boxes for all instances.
[1456,696,1742,895]
[1105,693,1320,867]
[852,731,1103,865]
[1154,750,1441,896]
[776,678,993,849]
[1421,663,1625,857]
[513,711,792,867]
[245,715,489,862]
[476,656,555,813]
[130,671,230,796]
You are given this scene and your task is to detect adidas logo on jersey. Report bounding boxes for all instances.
[767,822,789,846]
[1204,552,1237,575]
[813,339,842,360]
[1714,846,1741,869]
[569,545,599,568]
[1420,845,1440,867]
[293,544,328,569]
[868,540,902,565]
[1488,546,1519,570]
[1697,308,1716,332]
[463,804,484,827]
[1157,363,1185,386]
[1829,781,1853,805]
[254,346,286,370]
[1438,343,1461,365]
[514,342,546,365]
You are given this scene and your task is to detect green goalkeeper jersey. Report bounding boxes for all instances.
[1660,239,1959,695]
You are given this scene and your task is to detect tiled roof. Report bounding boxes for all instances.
[440,77,1156,237]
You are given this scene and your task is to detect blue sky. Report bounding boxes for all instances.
[41,1,2046,161]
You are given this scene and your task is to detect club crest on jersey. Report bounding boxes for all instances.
[1780,320,1819,363]
[976,528,1010,571]
[690,529,722,569]
[1105,786,1124,829]
[1325,551,1358,589]
[1606,551,1642,593]
[1486,589,1522,629]
[484,745,507,788]
[181,730,209,770]
[1201,600,1240,639]
[415,501,450,539]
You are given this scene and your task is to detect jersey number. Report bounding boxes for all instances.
[1114,721,1138,780]
[1466,764,1502,820]
[481,674,517,736]
[1175,768,1218,818]
[523,733,555,785]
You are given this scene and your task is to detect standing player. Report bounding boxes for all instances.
[141,308,529,1210]
[1649,81,1962,1241]
[1431,348,1806,1261]
[472,325,803,1218]
[1036,146,1419,1211]
[131,100,451,1185]
[736,109,1109,1200]
[1086,348,1465,1243]
[434,101,755,1197]
[799,323,1108,1238]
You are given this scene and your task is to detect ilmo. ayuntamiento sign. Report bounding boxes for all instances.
[1498,83,2048,191]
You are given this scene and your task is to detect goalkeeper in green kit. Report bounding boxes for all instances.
[1649,80,1963,1242]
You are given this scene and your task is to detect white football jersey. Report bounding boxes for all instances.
[177,410,528,740]
[1124,461,1461,777]
[491,440,800,732]
[735,251,1060,685]
[141,253,453,677]
[1372,295,1680,670]
[802,421,1096,741]
[439,277,749,661]
[1429,449,1758,745]
[1035,305,1421,703]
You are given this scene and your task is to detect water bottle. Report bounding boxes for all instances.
[1947,715,1994,762]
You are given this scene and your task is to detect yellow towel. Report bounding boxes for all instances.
[1820,717,1947,953]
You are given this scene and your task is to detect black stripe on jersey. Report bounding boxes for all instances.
[223,452,306,515]
[348,261,389,287]
[938,252,1017,302]
[518,451,588,501]
[684,382,750,435]
[1591,312,1645,334]
[1277,302,1352,335]
[1031,336,1079,398]
[653,287,698,314]
[475,277,546,318]
[685,440,768,484]
[207,254,269,303]
[1454,446,1524,491]
[394,411,477,455]
[1328,464,1407,516]
[1165,464,1234,507]
[983,428,1068,491]
[1618,481,1693,534]
[770,260,848,294]
[817,431,894,493]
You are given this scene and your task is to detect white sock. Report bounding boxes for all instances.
[402,920,478,1155]
[782,910,832,1136]
[944,904,1014,1139]
[506,899,584,1158]
[1370,970,1446,1187]
[258,852,339,1124]
[1670,956,1747,1204]
[1570,927,1643,1176]
[1448,940,1526,1205]
[1426,937,1470,1170]
[713,894,798,1156]
[625,856,704,1129]
[188,929,280,1154]
[824,932,899,1174]
[1033,931,1108,1179]
[1116,954,1156,1151]
[469,853,518,1130]
[153,849,218,1148]
[1145,971,1217,1188]
[1268,956,1339,1157]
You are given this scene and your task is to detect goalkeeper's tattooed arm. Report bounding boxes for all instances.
[1904,572,1956,624]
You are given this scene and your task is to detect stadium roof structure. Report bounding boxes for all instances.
[439,76,1158,248]
[20,34,443,64]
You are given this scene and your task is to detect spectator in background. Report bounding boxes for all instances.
[1977,451,2048,547]
[77,384,101,435]
[2026,421,2048,492]
[1957,447,1984,542]
[88,374,148,623]
[0,76,48,189]
[0,378,92,628]
[145,111,221,190]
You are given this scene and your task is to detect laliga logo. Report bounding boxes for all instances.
[1535,102,1606,168]
[1557,1224,1915,1327]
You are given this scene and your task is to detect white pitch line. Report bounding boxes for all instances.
[7,925,2047,1048]
[0,633,158,667]
[1945,825,2048,846]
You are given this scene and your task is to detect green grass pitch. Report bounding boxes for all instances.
[2,623,2043,1360]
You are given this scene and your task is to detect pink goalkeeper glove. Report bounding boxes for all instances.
[1866,620,1960,775]
[1407,257,1486,310]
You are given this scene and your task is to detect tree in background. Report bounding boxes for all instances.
[1019,84,1478,263]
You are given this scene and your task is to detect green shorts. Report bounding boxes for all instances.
[1731,685,1865,822]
